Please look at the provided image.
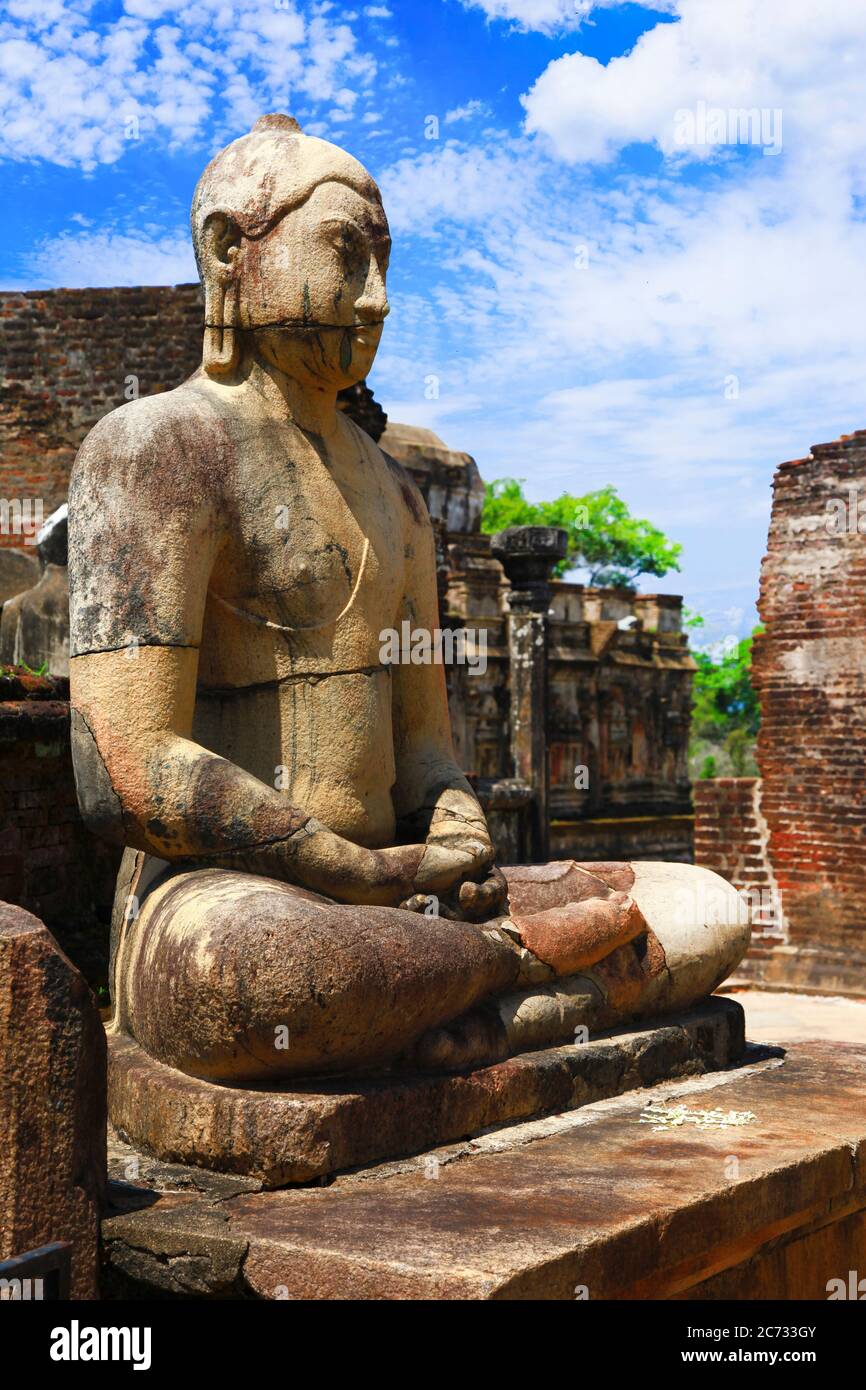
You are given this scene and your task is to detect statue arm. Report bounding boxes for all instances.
[67,407,423,906]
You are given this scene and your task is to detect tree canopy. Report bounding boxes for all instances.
[481,478,682,587]
[686,612,763,778]
[688,617,762,740]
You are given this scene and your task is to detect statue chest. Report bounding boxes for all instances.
[209,440,406,641]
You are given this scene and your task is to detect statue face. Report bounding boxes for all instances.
[237,180,391,391]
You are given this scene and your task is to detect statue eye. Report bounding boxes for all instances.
[327,223,366,271]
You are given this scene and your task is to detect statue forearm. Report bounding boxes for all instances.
[75,717,432,903]
[68,647,420,903]
[72,710,307,861]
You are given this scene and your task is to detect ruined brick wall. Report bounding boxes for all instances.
[693,778,780,949]
[0,692,119,986]
[0,284,203,547]
[751,431,866,987]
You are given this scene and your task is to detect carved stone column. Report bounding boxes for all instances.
[491,526,568,863]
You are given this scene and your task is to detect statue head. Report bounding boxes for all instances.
[192,114,390,390]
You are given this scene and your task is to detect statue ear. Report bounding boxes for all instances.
[201,213,242,378]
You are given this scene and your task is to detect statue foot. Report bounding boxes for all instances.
[111,858,748,1084]
[410,862,750,1073]
[110,860,520,1083]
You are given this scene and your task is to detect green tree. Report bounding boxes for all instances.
[690,628,762,740]
[688,620,763,780]
[481,479,682,586]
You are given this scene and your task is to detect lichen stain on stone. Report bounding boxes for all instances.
[34,740,63,757]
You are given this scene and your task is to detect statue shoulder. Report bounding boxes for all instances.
[71,378,227,498]
[377,443,431,535]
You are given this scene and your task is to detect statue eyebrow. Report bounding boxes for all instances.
[319,215,391,249]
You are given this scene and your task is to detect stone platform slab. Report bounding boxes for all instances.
[732,987,866,1047]
[108,997,745,1187]
[102,1038,866,1299]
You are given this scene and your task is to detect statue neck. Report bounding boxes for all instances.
[241,351,341,440]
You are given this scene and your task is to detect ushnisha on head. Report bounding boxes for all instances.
[191,113,391,388]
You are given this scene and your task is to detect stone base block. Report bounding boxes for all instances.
[102,1037,866,1300]
[0,903,106,1299]
[108,997,745,1187]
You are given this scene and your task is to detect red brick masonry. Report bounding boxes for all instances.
[0,694,118,972]
[697,430,866,995]
[753,431,866,953]
[692,778,783,984]
[0,284,203,546]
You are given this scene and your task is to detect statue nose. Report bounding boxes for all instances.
[356,259,389,322]
[356,302,389,325]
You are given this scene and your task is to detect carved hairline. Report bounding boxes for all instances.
[192,174,385,255]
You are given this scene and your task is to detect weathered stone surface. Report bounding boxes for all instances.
[115,868,518,1083]
[63,113,747,1106]
[0,695,119,978]
[379,422,484,533]
[336,379,387,442]
[0,903,106,1298]
[102,1195,250,1299]
[0,546,38,605]
[107,998,745,1187]
[99,1039,866,1300]
[223,1040,866,1299]
[511,893,646,977]
[489,527,568,860]
[0,563,69,677]
[754,431,866,957]
[0,504,70,677]
[696,430,866,995]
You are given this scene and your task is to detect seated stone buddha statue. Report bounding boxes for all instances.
[68,115,748,1086]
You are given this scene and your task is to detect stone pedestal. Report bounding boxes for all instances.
[102,1036,866,1300]
[0,903,106,1298]
[107,998,744,1188]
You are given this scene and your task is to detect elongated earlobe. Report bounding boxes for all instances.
[203,276,240,378]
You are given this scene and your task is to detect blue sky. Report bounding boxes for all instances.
[3,0,866,650]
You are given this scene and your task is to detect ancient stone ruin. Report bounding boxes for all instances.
[2,114,866,1308]
[694,430,866,996]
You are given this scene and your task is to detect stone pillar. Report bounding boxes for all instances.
[0,903,106,1299]
[491,526,568,863]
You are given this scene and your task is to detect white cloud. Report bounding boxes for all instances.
[380,140,545,232]
[459,0,596,32]
[522,0,866,169]
[374,3,866,614]
[0,0,380,169]
[19,227,197,287]
[363,4,392,15]
[445,99,491,125]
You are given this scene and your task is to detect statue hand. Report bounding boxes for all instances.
[411,816,507,921]
[398,865,508,922]
[372,844,429,903]
[456,865,508,921]
[416,814,495,894]
[282,823,427,906]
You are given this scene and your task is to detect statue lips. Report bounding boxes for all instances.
[239,319,385,337]
[351,322,384,349]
